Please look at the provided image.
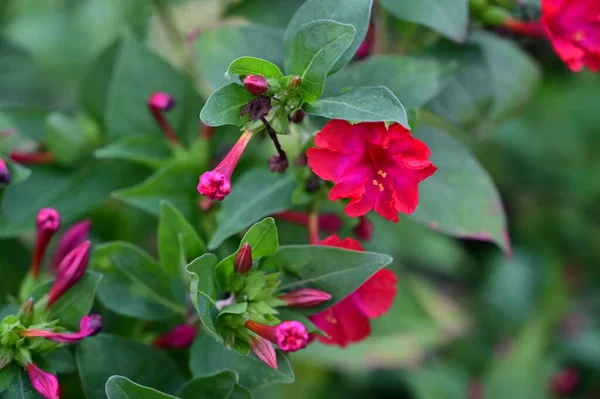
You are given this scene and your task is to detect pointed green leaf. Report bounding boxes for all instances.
[0,366,34,398]
[94,135,172,169]
[0,365,16,394]
[106,376,178,399]
[226,57,283,80]
[179,371,252,399]
[186,254,220,340]
[200,83,255,127]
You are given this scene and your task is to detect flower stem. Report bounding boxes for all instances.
[260,117,288,164]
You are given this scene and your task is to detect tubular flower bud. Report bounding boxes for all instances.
[245,320,308,353]
[20,314,103,343]
[197,130,253,200]
[147,92,179,143]
[352,216,373,241]
[25,363,59,399]
[0,157,10,184]
[234,243,253,275]
[249,336,278,370]
[243,75,269,96]
[10,151,54,165]
[148,92,176,111]
[31,208,61,277]
[50,220,91,272]
[279,288,332,308]
[153,324,198,348]
[47,241,90,307]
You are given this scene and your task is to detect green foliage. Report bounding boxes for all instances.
[200,83,255,127]
[106,376,178,399]
[226,57,284,80]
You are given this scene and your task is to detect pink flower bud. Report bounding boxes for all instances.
[31,208,61,277]
[279,288,332,308]
[551,368,580,397]
[147,92,179,144]
[153,324,197,348]
[50,220,91,272]
[0,157,10,184]
[25,363,59,399]
[352,216,373,241]
[245,320,308,353]
[21,314,102,343]
[354,21,375,61]
[10,151,54,165]
[47,241,90,307]
[234,243,253,275]
[249,336,277,370]
[148,92,176,111]
[198,130,253,201]
[243,75,269,96]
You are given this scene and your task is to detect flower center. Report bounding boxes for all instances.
[573,29,585,42]
[372,169,387,192]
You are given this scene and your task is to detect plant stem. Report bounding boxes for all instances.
[260,117,287,163]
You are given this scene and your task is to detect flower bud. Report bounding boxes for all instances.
[245,320,309,353]
[31,208,61,277]
[153,324,197,348]
[148,92,176,111]
[18,298,35,325]
[50,220,90,271]
[243,75,269,96]
[147,92,179,144]
[10,151,54,165]
[47,241,90,307]
[289,76,302,89]
[279,288,332,308]
[352,216,373,241]
[25,363,59,399]
[20,314,102,343]
[234,243,253,275]
[249,336,277,370]
[551,368,580,397]
[0,158,10,185]
[289,109,306,124]
[268,154,289,173]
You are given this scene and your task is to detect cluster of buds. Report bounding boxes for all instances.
[214,243,332,369]
[0,208,101,399]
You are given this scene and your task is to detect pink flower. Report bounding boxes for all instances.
[47,241,90,307]
[308,235,398,347]
[50,220,90,272]
[279,288,332,307]
[31,208,61,277]
[25,363,59,399]
[307,121,437,222]
[245,320,309,352]
[20,314,103,343]
[249,336,278,369]
[153,324,198,348]
[243,75,269,96]
[197,130,253,201]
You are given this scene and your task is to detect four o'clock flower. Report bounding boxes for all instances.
[249,336,278,370]
[234,243,253,275]
[279,288,332,308]
[197,130,253,200]
[50,220,90,271]
[31,208,61,277]
[153,324,198,348]
[20,314,103,343]
[47,241,91,307]
[25,362,59,399]
[0,157,10,185]
[308,235,398,347]
[243,75,269,96]
[307,121,437,222]
[245,320,308,353]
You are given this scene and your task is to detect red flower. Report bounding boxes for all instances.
[308,235,398,347]
[307,121,436,222]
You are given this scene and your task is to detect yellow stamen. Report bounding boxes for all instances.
[378,184,384,192]
[372,179,379,186]
[574,29,585,42]
[377,170,387,178]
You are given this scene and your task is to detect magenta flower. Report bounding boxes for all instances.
[50,220,90,272]
[243,75,269,96]
[249,336,278,370]
[25,363,59,399]
[245,320,309,353]
[153,324,198,348]
[31,208,61,277]
[47,241,90,307]
[279,288,332,308]
[147,92,179,144]
[20,314,103,343]
[197,130,253,200]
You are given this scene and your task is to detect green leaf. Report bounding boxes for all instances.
[225,0,306,29]
[380,0,469,42]
[179,371,252,399]
[264,245,393,313]
[410,126,510,254]
[0,365,16,394]
[91,242,186,320]
[209,169,296,249]
[226,57,284,80]
[3,160,30,186]
[112,162,199,221]
[105,376,178,399]
[324,55,452,109]
[303,86,408,126]
[284,0,373,75]
[186,254,220,340]
[40,347,76,374]
[44,113,92,166]
[0,366,35,399]
[218,302,248,317]
[406,363,469,399]
[158,201,206,278]
[47,271,103,329]
[200,83,255,127]
[193,25,285,90]
[190,332,294,389]
[94,135,172,169]
[77,334,185,399]
[288,20,355,102]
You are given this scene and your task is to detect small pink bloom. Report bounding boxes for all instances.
[197,130,253,200]
[47,241,90,307]
[0,157,10,184]
[25,363,59,399]
[243,75,269,96]
[353,216,373,241]
[551,368,580,397]
[307,121,437,222]
[21,314,103,343]
[245,320,308,353]
[31,208,61,277]
[308,235,398,347]
[148,92,176,111]
[234,243,253,275]
[280,288,332,307]
[249,336,278,370]
[50,220,90,272]
[153,324,198,348]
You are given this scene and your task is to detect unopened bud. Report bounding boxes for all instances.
[243,75,269,96]
[153,324,197,348]
[249,336,277,369]
[289,76,302,89]
[148,92,176,111]
[25,363,59,399]
[19,298,35,325]
[280,288,332,307]
[0,348,13,370]
[234,243,253,275]
[47,241,90,307]
[268,154,289,173]
[0,158,10,185]
[352,216,373,241]
[354,21,375,61]
[31,208,61,277]
[50,220,90,271]
[289,109,306,124]
[20,314,103,343]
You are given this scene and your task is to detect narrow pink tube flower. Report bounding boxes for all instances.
[25,363,59,399]
[47,241,90,307]
[0,157,10,184]
[245,320,308,352]
[153,324,198,348]
[249,336,278,370]
[279,288,332,307]
[20,314,103,343]
[148,92,179,144]
[197,130,253,201]
[50,220,90,272]
[31,208,61,277]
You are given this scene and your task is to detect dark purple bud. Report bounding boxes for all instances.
[234,243,253,275]
[240,96,272,121]
[289,109,306,124]
[0,158,10,185]
[47,241,90,307]
[50,220,91,272]
[243,75,269,96]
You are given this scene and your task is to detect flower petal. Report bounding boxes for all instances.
[353,269,398,319]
